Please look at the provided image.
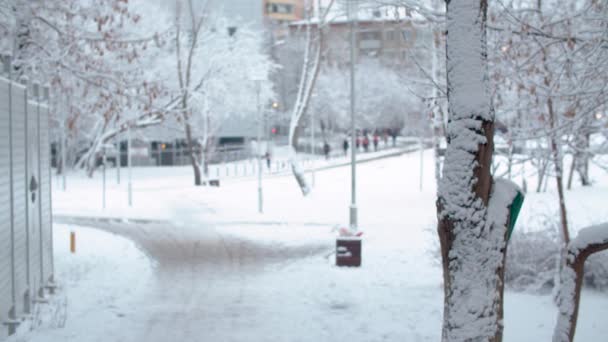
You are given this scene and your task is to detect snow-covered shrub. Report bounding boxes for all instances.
[584,252,608,290]
[506,229,558,293]
[506,228,608,292]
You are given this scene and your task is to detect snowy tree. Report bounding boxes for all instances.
[487,2,608,340]
[287,0,334,195]
[0,0,172,176]
[436,0,521,341]
[170,0,274,186]
[311,58,419,135]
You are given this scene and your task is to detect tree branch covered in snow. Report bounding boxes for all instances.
[554,223,608,342]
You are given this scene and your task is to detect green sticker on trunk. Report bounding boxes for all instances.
[507,191,525,242]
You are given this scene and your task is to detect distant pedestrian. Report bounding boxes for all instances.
[356,136,361,150]
[323,142,331,160]
[265,151,271,170]
[390,130,397,147]
[373,133,379,151]
[343,138,349,156]
[363,135,370,152]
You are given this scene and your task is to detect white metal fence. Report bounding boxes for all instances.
[0,55,54,339]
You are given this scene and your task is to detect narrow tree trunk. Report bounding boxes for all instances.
[287,0,334,195]
[507,136,513,180]
[185,121,201,186]
[566,155,576,190]
[537,158,548,193]
[547,98,570,245]
[554,224,608,342]
[430,15,444,184]
[576,132,590,186]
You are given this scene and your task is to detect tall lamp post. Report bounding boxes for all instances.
[336,0,361,268]
[348,0,358,231]
[254,79,264,214]
[310,102,316,187]
[127,124,132,207]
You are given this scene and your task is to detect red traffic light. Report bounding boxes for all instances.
[271,127,277,134]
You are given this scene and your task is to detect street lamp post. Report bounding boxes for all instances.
[255,79,263,214]
[336,0,362,268]
[310,103,316,187]
[102,149,107,209]
[62,93,70,191]
[127,124,132,207]
[349,0,358,231]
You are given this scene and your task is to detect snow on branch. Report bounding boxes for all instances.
[554,223,608,342]
[568,223,608,258]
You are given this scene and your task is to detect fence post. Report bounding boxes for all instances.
[22,76,32,313]
[44,87,55,290]
[34,82,45,299]
[6,54,18,327]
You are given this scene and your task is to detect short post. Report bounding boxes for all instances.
[70,231,76,254]
[102,151,107,209]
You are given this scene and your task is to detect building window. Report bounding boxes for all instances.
[266,3,294,15]
[358,31,381,41]
[402,29,415,42]
[361,48,379,57]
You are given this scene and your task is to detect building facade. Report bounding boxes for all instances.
[264,0,305,23]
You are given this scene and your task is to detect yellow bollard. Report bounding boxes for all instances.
[70,231,76,254]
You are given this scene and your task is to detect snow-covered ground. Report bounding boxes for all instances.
[8,224,154,342]
[12,149,608,341]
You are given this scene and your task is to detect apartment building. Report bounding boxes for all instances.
[264,0,305,22]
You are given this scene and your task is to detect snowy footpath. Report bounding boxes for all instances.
[10,150,608,341]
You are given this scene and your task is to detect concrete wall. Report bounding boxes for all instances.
[0,73,54,340]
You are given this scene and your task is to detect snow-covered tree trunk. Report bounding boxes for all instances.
[175,0,204,186]
[431,14,445,184]
[437,1,519,340]
[547,96,570,245]
[287,0,333,196]
[184,119,202,186]
[554,224,608,342]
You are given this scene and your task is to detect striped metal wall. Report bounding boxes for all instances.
[0,78,12,342]
[0,70,54,339]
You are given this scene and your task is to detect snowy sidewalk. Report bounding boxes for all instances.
[27,150,608,341]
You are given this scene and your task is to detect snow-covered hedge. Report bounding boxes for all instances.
[506,229,608,292]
